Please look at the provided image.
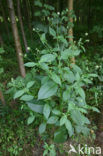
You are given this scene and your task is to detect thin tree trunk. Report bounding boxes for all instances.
[8,0,26,78]
[68,0,75,64]
[17,0,29,53]
[0,90,6,105]
[25,0,32,39]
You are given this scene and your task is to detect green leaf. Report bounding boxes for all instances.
[65,120,74,137]
[63,89,71,102]
[34,1,42,7]
[51,73,61,85]
[60,115,67,126]
[92,107,100,113]
[71,64,82,74]
[38,81,58,100]
[75,72,80,81]
[78,88,85,100]
[52,109,61,115]
[43,104,51,119]
[49,27,56,37]
[39,122,46,134]
[0,48,5,54]
[71,110,83,125]
[63,71,75,83]
[81,115,90,125]
[20,95,34,101]
[27,116,35,125]
[27,101,44,114]
[47,116,58,124]
[27,81,35,88]
[54,128,67,143]
[61,49,72,59]
[40,54,56,63]
[40,63,49,71]
[24,62,36,67]
[40,33,46,43]
[14,90,24,99]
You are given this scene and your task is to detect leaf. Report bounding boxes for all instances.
[65,120,74,137]
[14,90,24,99]
[63,89,71,102]
[40,63,49,71]
[40,54,56,63]
[49,27,56,37]
[39,122,46,134]
[47,116,58,124]
[63,71,75,83]
[20,95,34,101]
[92,107,100,113]
[52,109,61,115]
[27,116,35,125]
[54,128,67,143]
[43,104,51,119]
[27,81,35,88]
[61,49,72,60]
[60,116,67,126]
[0,48,5,54]
[24,62,36,67]
[75,72,80,81]
[81,115,90,124]
[34,1,42,7]
[40,33,46,43]
[27,101,44,114]
[71,64,82,74]
[78,88,85,100]
[38,81,58,100]
[51,73,61,85]
[71,110,83,125]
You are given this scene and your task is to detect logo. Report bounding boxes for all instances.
[68,144,77,154]
[68,144,101,155]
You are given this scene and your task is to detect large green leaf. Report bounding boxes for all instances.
[40,54,56,63]
[63,71,75,83]
[20,95,34,101]
[27,81,35,88]
[43,104,51,119]
[54,128,67,143]
[39,122,46,134]
[49,27,56,37]
[51,73,61,85]
[60,115,67,126]
[27,101,44,114]
[14,90,24,99]
[38,81,58,100]
[24,62,36,67]
[47,116,58,124]
[65,120,74,137]
[27,116,35,125]
[78,87,85,100]
[70,110,83,125]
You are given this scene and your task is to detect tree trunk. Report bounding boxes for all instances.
[0,90,5,105]
[68,0,75,64]
[8,0,26,78]
[25,0,32,39]
[17,0,29,53]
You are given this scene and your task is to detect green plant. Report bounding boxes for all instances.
[7,6,100,144]
[43,143,56,156]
